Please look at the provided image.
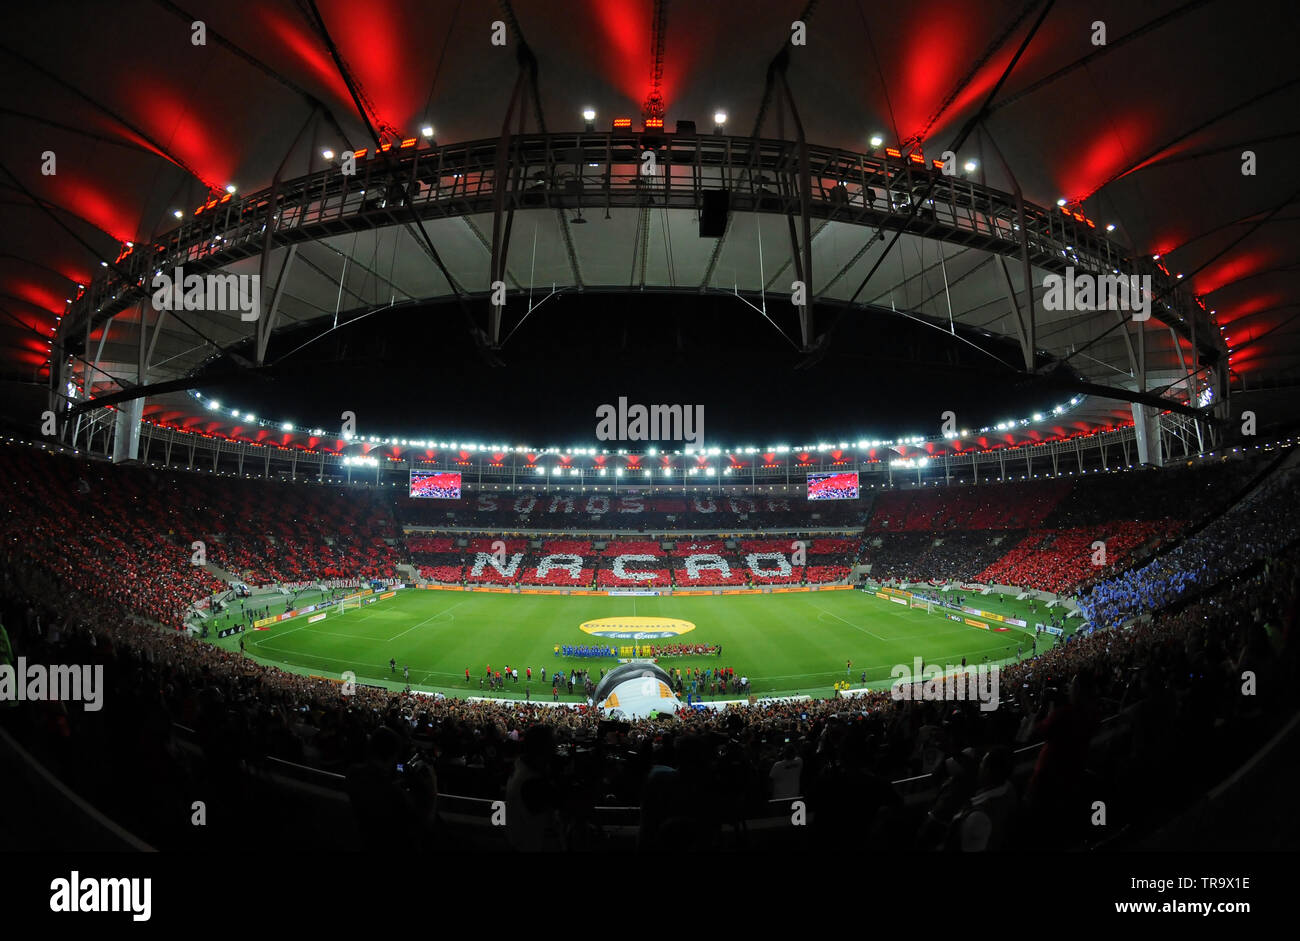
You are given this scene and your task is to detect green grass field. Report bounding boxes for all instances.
[203,587,1061,701]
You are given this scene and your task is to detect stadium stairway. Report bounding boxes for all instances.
[199,561,242,586]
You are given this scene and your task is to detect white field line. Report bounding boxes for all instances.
[807,602,887,640]
[386,601,466,642]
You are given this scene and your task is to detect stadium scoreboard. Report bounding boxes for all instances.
[409,469,462,499]
[806,471,859,500]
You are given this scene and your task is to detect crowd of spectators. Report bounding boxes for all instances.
[975,521,1179,595]
[399,490,870,531]
[4,520,1295,851]
[4,441,1298,851]
[861,453,1277,594]
[408,534,857,589]
[868,480,1071,532]
[864,532,1013,583]
[1080,466,1300,628]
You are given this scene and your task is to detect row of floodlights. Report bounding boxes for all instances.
[189,390,1084,452]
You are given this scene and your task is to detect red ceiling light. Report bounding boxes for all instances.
[644,117,664,128]
[612,117,632,128]
[885,147,902,159]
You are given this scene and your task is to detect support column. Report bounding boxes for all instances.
[1131,403,1163,466]
[111,400,143,463]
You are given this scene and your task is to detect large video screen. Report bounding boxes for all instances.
[409,470,462,499]
[807,470,859,501]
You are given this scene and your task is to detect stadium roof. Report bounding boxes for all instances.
[3,0,1297,444]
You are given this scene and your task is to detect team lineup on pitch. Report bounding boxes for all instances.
[206,586,1058,700]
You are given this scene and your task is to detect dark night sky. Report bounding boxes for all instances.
[196,292,1078,446]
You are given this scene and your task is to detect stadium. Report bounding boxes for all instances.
[1,0,1299,890]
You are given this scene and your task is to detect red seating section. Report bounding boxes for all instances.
[975,521,1178,593]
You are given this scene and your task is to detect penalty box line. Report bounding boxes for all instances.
[386,601,466,642]
[807,602,887,641]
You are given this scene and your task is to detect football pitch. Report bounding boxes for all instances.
[204,587,1061,701]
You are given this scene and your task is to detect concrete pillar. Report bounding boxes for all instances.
[111,399,143,463]
[1131,402,1163,466]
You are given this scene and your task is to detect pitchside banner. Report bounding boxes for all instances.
[961,606,1029,628]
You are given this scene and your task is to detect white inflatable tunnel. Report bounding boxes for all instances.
[594,662,681,719]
